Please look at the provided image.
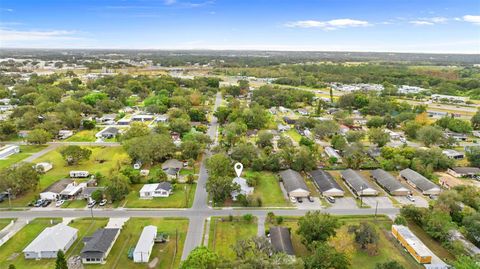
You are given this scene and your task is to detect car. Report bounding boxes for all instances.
[290,196,297,203]
[406,194,415,202]
[429,195,438,200]
[87,200,96,208]
[55,200,65,207]
[0,192,8,203]
[41,200,51,207]
[307,196,314,202]
[99,199,107,206]
[297,197,303,203]
[34,199,44,207]
[326,196,336,203]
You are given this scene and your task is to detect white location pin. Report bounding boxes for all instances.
[234,162,243,177]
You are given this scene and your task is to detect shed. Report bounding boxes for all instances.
[133,225,157,263]
[307,169,344,197]
[278,169,310,198]
[340,169,378,196]
[370,169,410,196]
[269,226,295,255]
[399,168,441,195]
[23,223,78,259]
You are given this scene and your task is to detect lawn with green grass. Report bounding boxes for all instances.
[286,129,301,143]
[2,146,130,208]
[61,199,87,208]
[0,218,62,269]
[208,217,258,260]
[84,218,189,269]
[65,130,98,142]
[0,145,48,169]
[0,218,14,231]
[124,183,196,208]
[244,171,290,207]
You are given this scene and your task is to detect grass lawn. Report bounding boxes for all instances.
[0,218,14,231]
[0,145,48,169]
[208,217,258,260]
[286,129,301,143]
[84,218,189,269]
[65,130,98,142]
[61,199,87,208]
[0,218,62,269]
[124,183,196,208]
[244,171,290,207]
[2,146,130,208]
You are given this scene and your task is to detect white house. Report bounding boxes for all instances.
[139,182,173,199]
[133,225,157,263]
[231,177,254,200]
[58,130,74,140]
[23,223,78,259]
[70,171,90,178]
[35,162,53,172]
[0,144,20,159]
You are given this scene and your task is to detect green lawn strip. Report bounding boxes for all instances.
[0,218,62,269]
[0,145,48,169]
[244,171,289,207]
[61,199,87,208]
[0,218,14,231]
[65,130,98,142]
[84,218,189,269]
[208,216,258,260]
[124,183,196,208]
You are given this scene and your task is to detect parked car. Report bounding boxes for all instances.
[290,196,297,203]
[34,199,44,207]
[326,196,335,203]
[296,197,303,203]
[99,199,107,206]
[87,200,96,208]
[55,200,65,207]
[406,194,415,202]
[41,200,51,207]
[307,196,314,202]
[0,192,8,203]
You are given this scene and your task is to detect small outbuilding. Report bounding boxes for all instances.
[370,169,410,196]
[399,168,441,195]
[340,169,378,196]
[35,162,53,172]
[278,169,310,199]
[269,226,295,255]
[307,169,344,197]
[23,223,78,259]
[133,225,157,263]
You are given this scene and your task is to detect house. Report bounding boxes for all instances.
[447,167,480,178]
[40,179,74,201]
[370,169,410,196]
[131,114,154,122]
[473,130,480,138]
[81,228,120,264]
[139,182,173,198]
[58,130,73,140]
[0,144,20,159]
[269,226,295,255]
[155,114,169,123]
[116,118,131,126]
[277,123,290,132]
[35,162,53,172]
[96,114,117,124]
[392,225,433,264]
[297,108,309,116]
[445,131,468,142]
[442,149,464,159]
[70,171,90,178]
[324,146,342,163]
[399,168,441,195]
[278,169,310,198]
[95,126,119,139]
[340,169,378,196]
[133,225,157,263]
[307,169,344,197]
[23,223,78,259]
[231,177,254,200]
[162,159,183,179]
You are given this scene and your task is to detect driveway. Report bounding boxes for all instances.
[296,197,322,210]
[394,196,429,208]
[329,197,357,209]
[362,197,394,209]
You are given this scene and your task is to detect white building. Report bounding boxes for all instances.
[431,94,468,104]
[139,182,173,199]
[23,223,78,259]
[70,171,90,178]
[58,130,73,140]
[0,144,20,159]
[35,162,53,172]
[398,85,427,94]
[133,225,157,263]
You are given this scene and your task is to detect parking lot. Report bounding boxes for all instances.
[394,195,429,208]
[361,197,394,208]
[296,197,323,210]
[328,197,358,209]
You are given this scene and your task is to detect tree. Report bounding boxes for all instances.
[304,242,350,269]
[206,175,238,203]
[417,125,444,146]
[471,110,480,129]
[180,246,219,269]
[105,174,130,202]
[55,250,68,269]
[82,119,96,130]
[256,130,273,148]
[297,212,340,247]
[60,145,92,165]
[121,122,150,141]
[394,216,407,226]
[27,129,52,144]
[0,163,39,196]
[350,222,379,250]
[181,140,202,160]
[91,189,103,202]
[206,153,232,177]
[331,134,347,151]
[466,146,480,167]
[462,212,480,246]
[291,146,317,172]
[375,260,405,269]
[345,130,365,143]
[453,255,479,269]
[368,128,390,147]
[231,143,257,167]
[314,120,339,139]
[123,134,175,164]
[8,265,16,269]
[170,118,191,135]
[367,116,385,128]
[328,227,355,259]
[0,121,17,140]
[402,120,422,139]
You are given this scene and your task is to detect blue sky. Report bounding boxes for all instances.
[0,0,479,53]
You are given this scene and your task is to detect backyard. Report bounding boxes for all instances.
[243,171,290,207]
[0,145,48,169]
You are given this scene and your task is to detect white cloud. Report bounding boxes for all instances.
[409,20,434,26]
[285,18,369,30]
[409,17,448,26]
[463,15,480,24]
[430,17,448,23]
[164,0,176,5]
[0,28,78,41]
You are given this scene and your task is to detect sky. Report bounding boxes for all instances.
[0,0,479,53]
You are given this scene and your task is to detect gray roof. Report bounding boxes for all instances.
[82,187,105,197]
[102,127,119,135]
[157,181,173,192]
[371,169,409,193]
[278,169,308,193]
[308,169,342,193]
[41,179,74,194]
[400,168,440,192]
[270,226,295,255]
[450,167,480,175]
[340,169,375,193]
[81,228,119,257]
[23,223,78,253]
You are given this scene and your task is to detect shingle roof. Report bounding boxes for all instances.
[279,169,308,193]
[23,223,78,253]
[270,226,295,255]
[157,181,172,191]
[81,228,119,257]
[400,168,440,192]
[371,169,409,193]
[41,179,74,194]
[340,169,375,193]
[450,167,480,175]
[308,169,342,193]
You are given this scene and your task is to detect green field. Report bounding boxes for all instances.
[0,145,48,169]
[84,218,189,269]
[124,183,196,208]
[0,218,14,231]
[65,130,98,142]
[2,146,130,208]
[208,217,258,260]
[286,129,301,143]
[244,171,290,207]
[0,218,62,269]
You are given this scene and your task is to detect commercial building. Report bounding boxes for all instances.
[447,167,480,178]
[278,169,310,199]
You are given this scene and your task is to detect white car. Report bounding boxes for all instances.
[87,200,96,208]
[55,200,65,207]
[99,199,107,206]
[406,194,415,202]
[290,196,297,203]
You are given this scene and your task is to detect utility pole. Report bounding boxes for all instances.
[374,201,378,220]
[7,188,11,209]
[359,185,364,208]
[90,206,93,220]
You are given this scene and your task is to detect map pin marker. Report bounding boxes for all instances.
[234,162,243,177]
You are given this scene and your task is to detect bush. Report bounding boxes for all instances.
[394,216,407,226]
[243,214,253,223]
[276,216,284,224]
